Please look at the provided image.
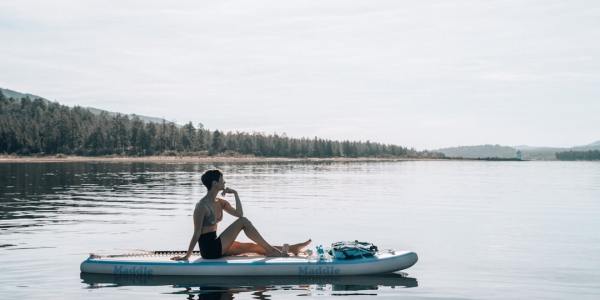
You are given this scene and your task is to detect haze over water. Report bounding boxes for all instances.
[1,161,599,299]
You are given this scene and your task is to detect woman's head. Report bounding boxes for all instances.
[201,169,225,191]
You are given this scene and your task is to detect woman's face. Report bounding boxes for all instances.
[215,176,226,190]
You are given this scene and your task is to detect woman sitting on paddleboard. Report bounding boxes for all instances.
[172,169,311,260]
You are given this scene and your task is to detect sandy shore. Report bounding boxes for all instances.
[0,154,434,164]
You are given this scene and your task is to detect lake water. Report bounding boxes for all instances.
[1,161,599,299]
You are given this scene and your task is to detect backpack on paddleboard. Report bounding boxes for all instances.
[328,240,378,260]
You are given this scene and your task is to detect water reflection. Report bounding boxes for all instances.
[0,162,206,232]
[0,161,389,232]
[81,272,418,298]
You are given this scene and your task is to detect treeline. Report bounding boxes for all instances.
[0,92,442,158]
[555,150,600,161]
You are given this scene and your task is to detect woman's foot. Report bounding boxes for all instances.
[289,239,312,256]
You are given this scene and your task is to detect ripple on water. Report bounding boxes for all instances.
[0,161,599,300]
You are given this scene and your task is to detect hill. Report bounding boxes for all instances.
[0,88,49,102]
[0,87,173,126]
[572,140,600,151]
[438,141,600,160]
[513,145,567,160]
[436,144,518,159]
[0,87,439,158]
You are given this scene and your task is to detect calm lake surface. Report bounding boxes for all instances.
[1,161,599,299]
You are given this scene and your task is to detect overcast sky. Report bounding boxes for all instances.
[1,0,599,150]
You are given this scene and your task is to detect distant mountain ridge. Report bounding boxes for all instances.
[0,87,175,126]
[437,141,600,160]
[437,144,518,159]
[572,140,600,151]
[0,87,48,102]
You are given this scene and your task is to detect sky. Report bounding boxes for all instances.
[1,0,599,150]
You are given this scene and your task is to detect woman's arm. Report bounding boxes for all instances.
[221,188,243,217]
[171,205,205,261]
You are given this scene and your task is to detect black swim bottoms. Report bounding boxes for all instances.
[198,231,223,259]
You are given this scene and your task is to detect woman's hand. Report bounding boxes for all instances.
[170,255,190,261]
[221,187,237,196]
[222,187,243,217]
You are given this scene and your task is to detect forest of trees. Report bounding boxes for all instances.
[0,92,442,158]
[555,150,600,161]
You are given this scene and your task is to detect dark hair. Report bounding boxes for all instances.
[201,169,223,190]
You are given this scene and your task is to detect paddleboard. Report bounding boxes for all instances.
[80,250,418,276]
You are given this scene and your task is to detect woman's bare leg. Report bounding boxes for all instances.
[218,217,285,257]
[224,239,312,256]
[224,242,265,256]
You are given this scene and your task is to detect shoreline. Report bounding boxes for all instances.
[0,154,441,164]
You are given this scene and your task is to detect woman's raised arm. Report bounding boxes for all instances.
[221,188,243,217]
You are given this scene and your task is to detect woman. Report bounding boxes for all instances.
[172,169,311,260]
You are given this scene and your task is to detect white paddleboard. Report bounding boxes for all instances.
[80,250,418,276]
